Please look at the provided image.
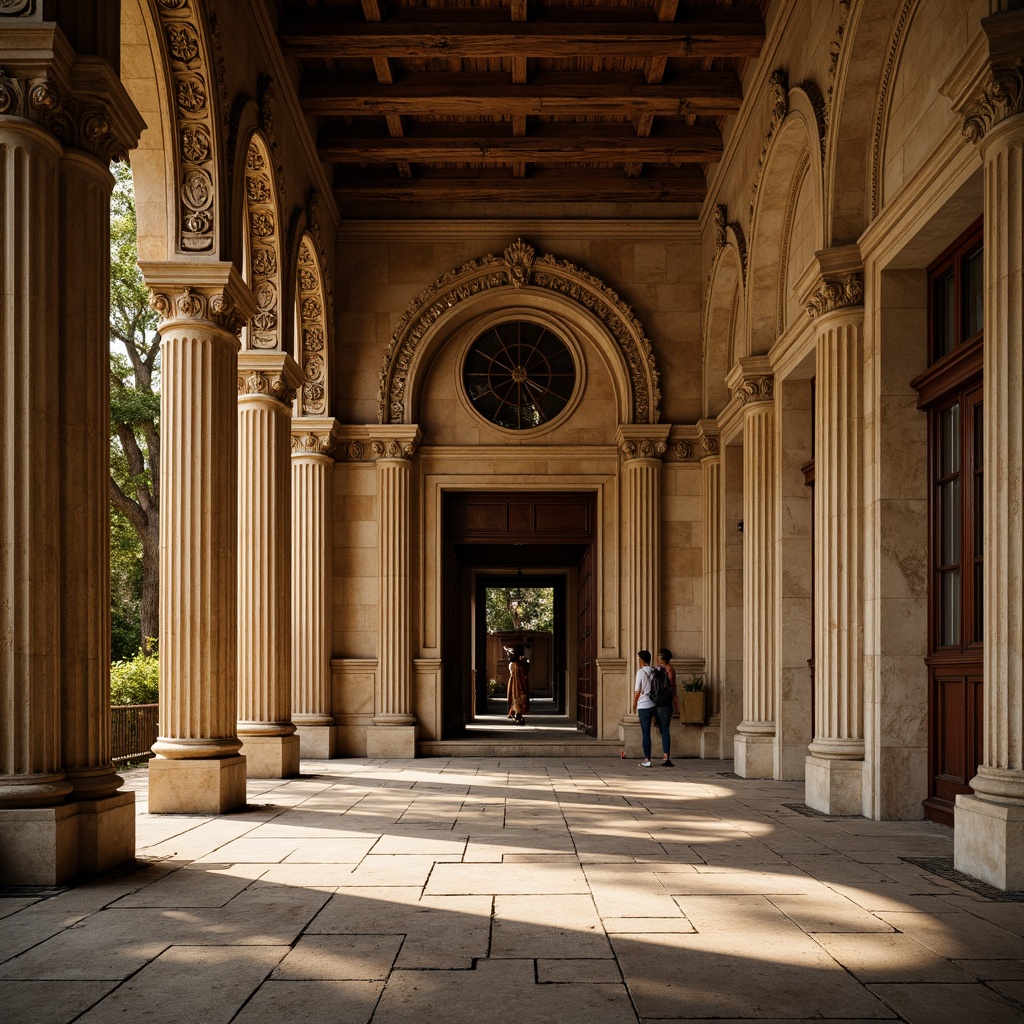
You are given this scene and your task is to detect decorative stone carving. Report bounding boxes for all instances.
[798,80,828,159]
[503,237,535,288]
[237,369,295,405]
[713,204,727,252]
[806,273,864,318]
[152,0,219,253]
[870,0,913,218]
[962,65,1024,144]
[0,1,37,15]
[243,134,280,350]
[149,285,247,336]
[826,0,851,130]
[291,431,338,457]
[258,75,288,214]
[372,437,420,461]
[733,376,774,405]
[699,432,720,459]
[378,245,661,426]
[296,234,329,415]
[620,438,667,461]
[749,69,789,222]
[664,439,698,462]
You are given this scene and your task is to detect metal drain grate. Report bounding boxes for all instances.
[0,885,70,899]
[902,857,1024,902]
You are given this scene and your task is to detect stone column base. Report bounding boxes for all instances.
[148,756,247,814]
[239,735,300,779]
[76,791,136,874]
[805,756,863,815]
[734,732,774,778]
[955,793,1024,891]
[700,721,722,759]
[296,724,337,760]
[365,724,417,759]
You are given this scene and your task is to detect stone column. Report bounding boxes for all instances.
[369,426,421,759]
[952,11,1024,889]
[236,353,303,778]
[698,423,725,759]
[729,361,776,778]
[291,419,341,759]
[805,258,867,813]
[616,424,670,758]
[140,264,257,813]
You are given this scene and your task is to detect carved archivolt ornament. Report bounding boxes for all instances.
[962,65,1024,144]
[377,238,662,425]
[797,81,828,162]
[733,376,774,405]
[620,438,667,461]
[237,369,295,405]
[871,0,913,218]
[806,273,864,318]
[0,68,131,162]
[258,76,288,214]
[243,134,281,350]
[291,431,338,457]
[296,234,329,416]
[153,0,218,253]
[372,438,420,461]
[149,285,246,336]
[749,69,790,223]
[826,0,852,133]
[703,202,747,346]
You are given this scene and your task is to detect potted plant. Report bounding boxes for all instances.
[679,673,706,724]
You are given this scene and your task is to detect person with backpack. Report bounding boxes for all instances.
[631,650,658,767]
[653,648,680,766]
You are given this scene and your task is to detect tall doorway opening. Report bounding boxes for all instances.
[441,492,597,740]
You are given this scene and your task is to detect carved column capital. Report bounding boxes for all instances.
[237,351,301,407]
[733,375,774,406]
[291,417,342,459]
[616,424,671,462]
[806,273,864,319]
[372,437,420,461]
[697,420,721,459]
[141,261,257,338]
[962,63,1024,144]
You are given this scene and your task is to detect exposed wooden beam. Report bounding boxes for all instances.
[332,166,706,202]
[300,70,743,118]
[361,0,411,178]
[317,122,722,163]
[279,11,765,59]
[627,0,679,177]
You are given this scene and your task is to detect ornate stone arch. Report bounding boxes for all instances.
[295,232,329,417]
[377,239,662,425]
[703,207,746,418]
[146,0,224,257]
[240,131,282,350]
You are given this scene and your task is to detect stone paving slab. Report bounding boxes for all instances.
[7,757,1024,1023]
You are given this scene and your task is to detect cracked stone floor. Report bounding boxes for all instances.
[3,757,1024,1023]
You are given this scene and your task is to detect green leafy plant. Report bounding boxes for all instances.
[110,648,159,707]
[682,673,705,692]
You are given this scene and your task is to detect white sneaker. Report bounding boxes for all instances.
[639,760,652,767]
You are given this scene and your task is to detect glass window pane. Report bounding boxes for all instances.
[941,478,961,565]
[941,569,961,646]
[964,245,984,338]
[935,269,956,358]
[974,562,984,644]
[940,404,960,477]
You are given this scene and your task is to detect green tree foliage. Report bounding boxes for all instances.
[110,648,160,707]
[485,587,555,634]
[109,161,161,657]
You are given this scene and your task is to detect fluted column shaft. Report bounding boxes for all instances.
[624,457,662,664]
[811,312,866,760]
[291,427,337,728]
[0,118,69,809]
[376,454,415,723]
[976,111,1024,799]
[237,358,301,739]
[740,401,776,731]
[58,149,121,798]
[701,448,723,719]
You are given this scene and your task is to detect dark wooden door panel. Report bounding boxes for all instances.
[577,543,596,736]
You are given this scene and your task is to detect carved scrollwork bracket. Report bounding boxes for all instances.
[962,64,1024,144]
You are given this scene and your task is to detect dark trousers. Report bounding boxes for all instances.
[638,705,672,760]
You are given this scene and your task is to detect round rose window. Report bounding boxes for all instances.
[462,321,577,430]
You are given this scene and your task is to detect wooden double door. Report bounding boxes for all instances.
[441,492,597,738]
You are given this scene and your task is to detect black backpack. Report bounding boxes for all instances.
[649,665,673,707]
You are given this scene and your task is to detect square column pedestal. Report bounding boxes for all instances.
[619,718,702,759]
[734,732,774,778]
[805,756,864,815]
[239,736,300,779]
[365,725,417,759]
[0,792,136,885]
[955,794,1024,891]
[296,725,337,760]
[148,756,247,814]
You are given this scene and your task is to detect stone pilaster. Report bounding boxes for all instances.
[729,360,776,778]
[291,419,341,759]
[236,353,303,778]
[805,253,867,814]
[616,424,670,757]
[698,422,726,759]
[369,425,421,759]
[951,9,1024,889]
[140,263,257,813]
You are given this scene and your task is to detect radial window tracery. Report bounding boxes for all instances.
[462,321,576,430]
